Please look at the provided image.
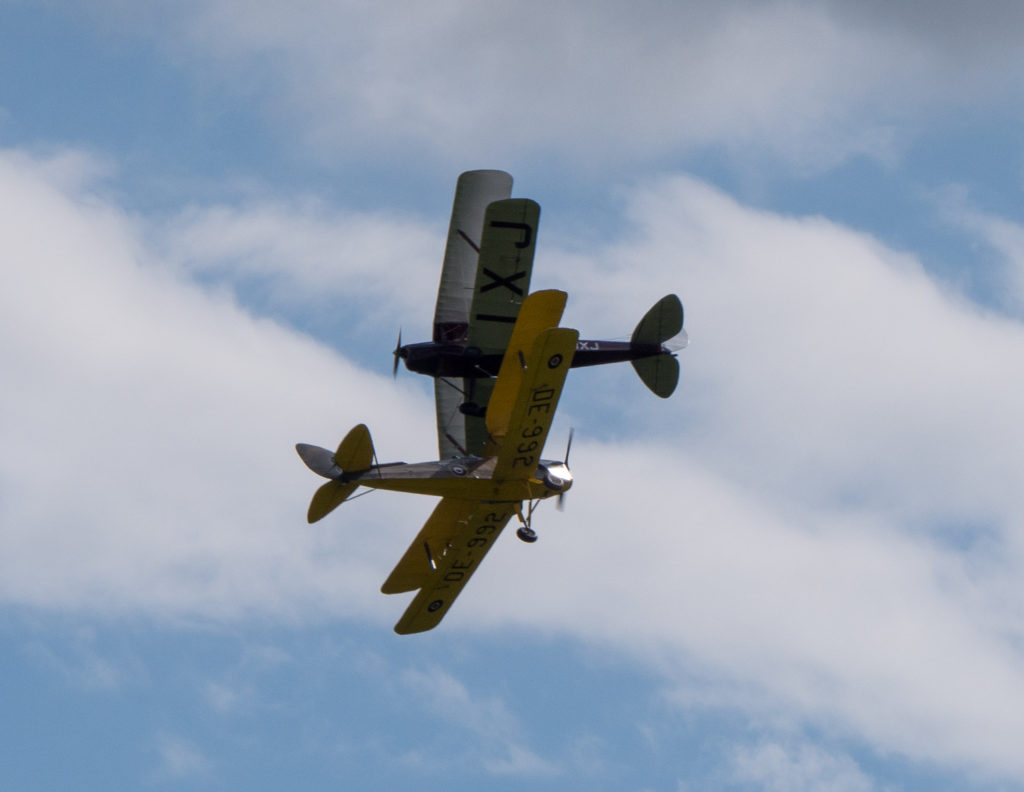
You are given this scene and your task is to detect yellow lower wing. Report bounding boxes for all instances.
[380,498,475,594]
[392,503,516,634]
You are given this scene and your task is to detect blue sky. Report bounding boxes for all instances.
[5,1,1024,789]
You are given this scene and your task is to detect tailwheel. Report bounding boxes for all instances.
[516,526,538,543]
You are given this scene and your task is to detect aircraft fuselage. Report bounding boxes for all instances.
[398,339,669,378]
[341,455,573,502]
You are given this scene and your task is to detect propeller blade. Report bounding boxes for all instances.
[557,428,573,511]
[392,329,403,378]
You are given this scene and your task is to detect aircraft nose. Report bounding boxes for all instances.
[541,463,573,493]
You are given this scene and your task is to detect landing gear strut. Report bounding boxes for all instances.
[515,500,539,543]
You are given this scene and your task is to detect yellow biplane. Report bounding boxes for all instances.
[297,289,576,634]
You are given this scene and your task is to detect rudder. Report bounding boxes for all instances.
[334,423,374,472]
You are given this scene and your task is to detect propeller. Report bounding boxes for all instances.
[392,329,403,378]
[557,428,574,511]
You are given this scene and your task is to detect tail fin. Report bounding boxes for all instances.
[631,295,684,398]
[296,424,375,523]
[333,423,374,471]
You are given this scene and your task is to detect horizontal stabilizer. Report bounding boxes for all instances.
[632,294,683,346]
[298,424,376,523]
[296,443,342,479]
[308,480,359,523]
[631,353,679,398]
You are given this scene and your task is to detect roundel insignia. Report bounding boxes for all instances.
[450,464,467,476]
[427,599,444,612]
[547,353,563,369]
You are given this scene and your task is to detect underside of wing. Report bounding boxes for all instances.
[381,497,475,594]
[434,377,466,459]
[433,171,513,345]
[465,198,541,355]
[432,171,513,459]
[434,376,494,458]
[392,502,516,635]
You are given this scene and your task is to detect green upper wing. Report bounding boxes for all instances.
[466,198,541,355]
[434,196,543,459]
[433,198,541,458]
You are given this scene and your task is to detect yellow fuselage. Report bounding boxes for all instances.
[350,457,571,503]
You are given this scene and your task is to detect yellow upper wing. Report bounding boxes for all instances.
[490,326,578,481]
[484,289,566,443]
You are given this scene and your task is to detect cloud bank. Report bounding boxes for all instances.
[4,146,1024,782]
[94,0,1024,171]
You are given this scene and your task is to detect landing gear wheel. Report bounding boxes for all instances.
[458,401,486,417]
[516,526,538,543]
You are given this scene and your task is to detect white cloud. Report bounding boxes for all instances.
[159,199,441,330]
[6,145,1024,784]
[0,147,434,622]
[941,198,1024,316]
[461,177,1024,779]
[92,0,1024,170]
[550,176,1024,529]
[732,740,874,792]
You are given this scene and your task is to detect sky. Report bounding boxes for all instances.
[3,1,1024,789]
